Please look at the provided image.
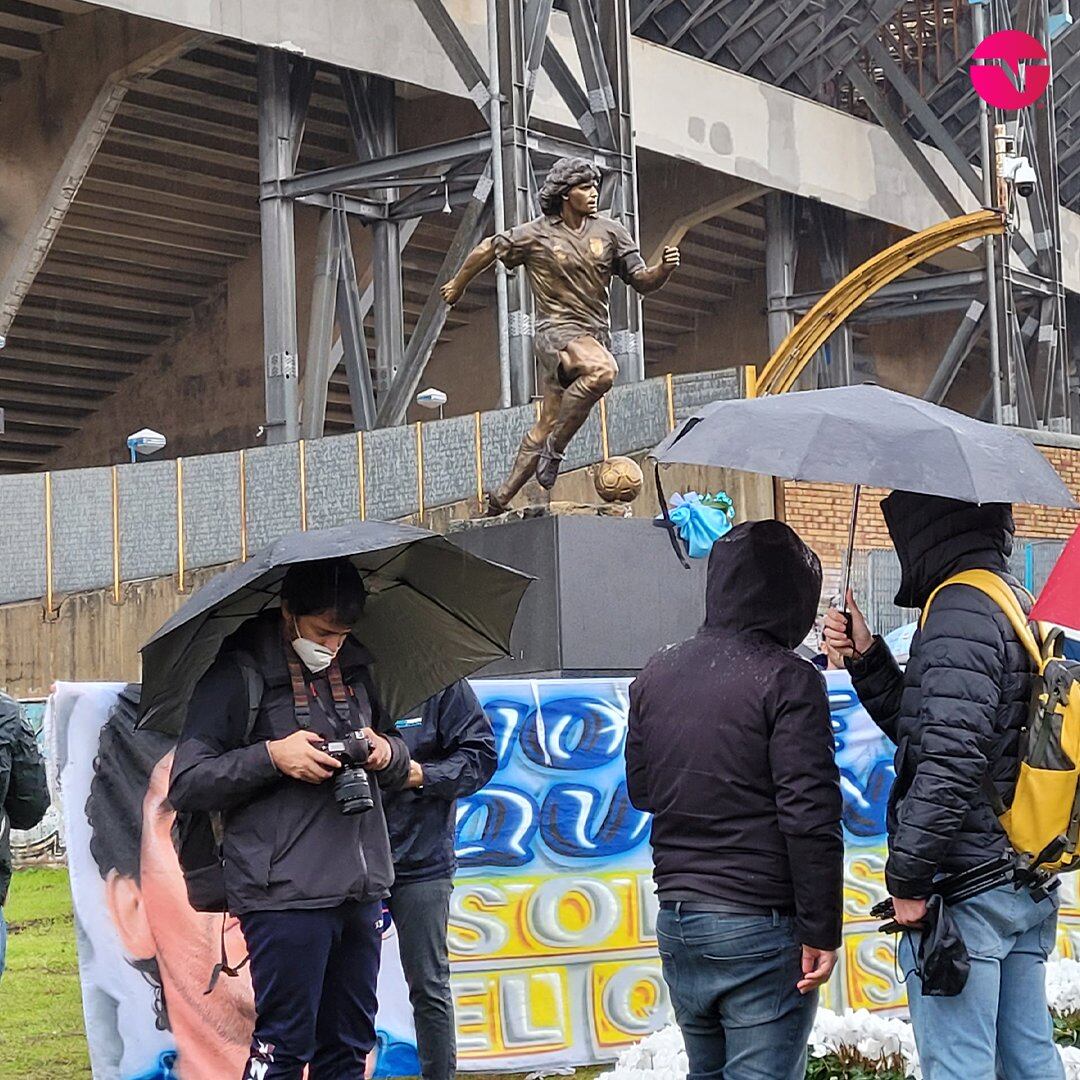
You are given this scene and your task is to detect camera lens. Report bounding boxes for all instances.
[333,765,374,815]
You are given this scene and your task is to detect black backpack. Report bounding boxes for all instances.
[174,658,264,914]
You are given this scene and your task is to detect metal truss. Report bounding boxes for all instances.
[256,0,645,441]
[759,209,1006,396]
[636,0,1075,429]
[632,0,907,100]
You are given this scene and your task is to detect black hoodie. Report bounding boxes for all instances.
[848,492,1032,898]
[626,520,844,951]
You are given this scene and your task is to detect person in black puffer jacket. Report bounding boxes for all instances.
[825,491,1063,1080]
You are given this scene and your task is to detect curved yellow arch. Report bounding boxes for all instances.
[756,208,1006,396]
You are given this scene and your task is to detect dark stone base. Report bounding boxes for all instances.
[449,514,707,677]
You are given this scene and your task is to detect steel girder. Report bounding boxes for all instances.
[631,0,906,99]
[256,0,648,437]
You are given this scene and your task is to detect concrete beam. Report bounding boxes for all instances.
[0,10,202,334]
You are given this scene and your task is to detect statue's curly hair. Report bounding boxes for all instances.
[538,157,602,216]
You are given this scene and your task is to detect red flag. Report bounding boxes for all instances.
[1031,525,1080,630]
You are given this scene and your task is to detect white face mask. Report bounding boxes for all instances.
[291,636,335,673]
[287,615,337,673]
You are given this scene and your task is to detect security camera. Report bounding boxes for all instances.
[416,387,448,410]
[126,428,167,461]
[1001,155,1038,198]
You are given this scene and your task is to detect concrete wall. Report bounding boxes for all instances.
[0,368,742,610]
[0,454,773,697]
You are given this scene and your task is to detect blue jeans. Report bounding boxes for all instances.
[899,884,1063,1080]
[656,906,815,1080]
[0,906,6,982]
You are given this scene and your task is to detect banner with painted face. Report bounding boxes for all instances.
[48,673,1080,1077]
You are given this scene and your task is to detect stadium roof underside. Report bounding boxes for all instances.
[632,0,1080,212]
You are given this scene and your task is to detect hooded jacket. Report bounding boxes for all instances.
[626,520,844,950]
[382,679,497,885]
[848,492,1030,899]
[169,612,411,915]
[0,693,49,908]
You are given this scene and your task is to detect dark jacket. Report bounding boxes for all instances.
[848,492,1030,899]
[626,520,844,951]
[169,612,411,915]
[0,693,49,907]
[382,679,497,885]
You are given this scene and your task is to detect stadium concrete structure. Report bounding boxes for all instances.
[2,0,1079,474]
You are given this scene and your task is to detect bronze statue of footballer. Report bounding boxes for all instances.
[441,157,680,514]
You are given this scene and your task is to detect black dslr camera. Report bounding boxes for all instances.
[316,731,374,815]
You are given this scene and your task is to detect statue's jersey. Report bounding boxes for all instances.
[493,212,645,375]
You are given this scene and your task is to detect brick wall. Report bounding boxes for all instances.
[784,443,1080,567]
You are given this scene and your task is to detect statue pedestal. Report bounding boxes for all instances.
[449,511,707,677]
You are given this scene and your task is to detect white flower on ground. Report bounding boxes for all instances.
[1048,957,1080,1015]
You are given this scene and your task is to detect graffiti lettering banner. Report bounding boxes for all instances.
[47,674,1080,1078]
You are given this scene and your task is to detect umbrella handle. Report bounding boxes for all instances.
[826,484,863,661]
[654,463,691,570]
[839,484,862,605]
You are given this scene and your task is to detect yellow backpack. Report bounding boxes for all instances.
[921,568,1080,874]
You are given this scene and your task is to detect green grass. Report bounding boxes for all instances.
[0,867,91,1079]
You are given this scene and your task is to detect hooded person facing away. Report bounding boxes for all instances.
[626,520,842,1080]
[824,492,1063,1080]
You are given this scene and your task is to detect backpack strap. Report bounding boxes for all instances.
[231,651,265,740]
[921,569,1042,668]
[202,652,263,994]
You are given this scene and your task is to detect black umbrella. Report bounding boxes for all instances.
[651,384,1075,592]
[138,521,533,735]
[652,384,1075,507]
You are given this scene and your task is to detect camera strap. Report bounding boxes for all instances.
[285,642,360,735]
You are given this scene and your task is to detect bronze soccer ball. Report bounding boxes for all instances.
[593,456,644,503]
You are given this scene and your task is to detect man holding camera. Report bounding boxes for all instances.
[170,558,411,1080]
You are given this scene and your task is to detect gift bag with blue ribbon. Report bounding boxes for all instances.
[657,491,735,559]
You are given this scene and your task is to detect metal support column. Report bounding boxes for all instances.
[487,0,512,408]
[815,202,853,387]
[765,191,798,357]
[301,210,340,438]
[973,1,1007,424]
[925,299,988,404]
[601,0,645,384]
[497,0,536,404]
[1030,0,1073,428]
[258,47,301,444]
[368,79,405,397]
